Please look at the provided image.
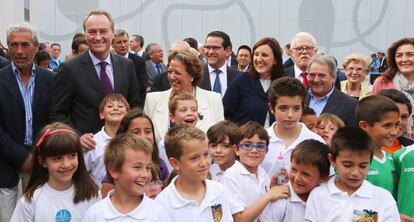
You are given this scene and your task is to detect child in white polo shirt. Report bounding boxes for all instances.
[222,121,290,222]
[155,125,234,222]
[261,139,330,222]
[304,127,400,222]
[262,77,324,177]
[207,120,238,182]
[82,133,170,222]
[83,93,129,187]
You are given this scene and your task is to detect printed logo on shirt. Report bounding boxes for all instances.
[56,209,71,222]
[403,167,414,173]
[367,170,379,176]
[353,209,378,222]
[211,204,222,222]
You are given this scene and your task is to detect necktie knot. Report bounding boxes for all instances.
[99,61,107,69]
[301,72,309,87]
[214,69,221,75]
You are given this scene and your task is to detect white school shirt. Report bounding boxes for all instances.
[210,163,225,182]
[11,183,99,222]
[155,177,234,222]
[82,190,170,222]
[222,161,270,222]
[261,122,324,176]
[304,176,400,222]
[261,183,306,222]
[83,127,112,187]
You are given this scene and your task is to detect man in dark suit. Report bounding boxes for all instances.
[50,10,140,149]
[145,43,167,89]
[201,31,242,96]
[283,43,294,69]
[112,29,147,102]
[130,34,148,60]
[378,52,388,73]
[0,22,54,222]
[306,55,357,126]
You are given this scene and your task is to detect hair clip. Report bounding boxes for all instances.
[35,128,78,152]
[198,112,204,120]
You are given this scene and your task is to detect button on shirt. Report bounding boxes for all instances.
[13,62,36,146]
[89,51,114,89]
[208,65,227,96]
[308,86,335,116]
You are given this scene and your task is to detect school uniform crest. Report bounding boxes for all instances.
[211,204,223,222]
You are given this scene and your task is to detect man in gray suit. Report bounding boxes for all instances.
[51,10,140,149]
[306,55,357,126]
[145,43,166,89]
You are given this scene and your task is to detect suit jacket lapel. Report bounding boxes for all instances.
[321,88,341,114]
[111,53,121,92]
[4,66,24,108]
[32,66,45,114]
[81,52,105,96]
[250,75,267,99]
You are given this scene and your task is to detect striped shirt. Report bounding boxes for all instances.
[12,62,36,146]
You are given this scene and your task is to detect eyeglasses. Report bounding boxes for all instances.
[209,143,233,149]
[238,143,268,152]
[292,46,315,53]
[204,45,223,51]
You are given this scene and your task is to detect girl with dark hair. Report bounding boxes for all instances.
[11,122,99,222]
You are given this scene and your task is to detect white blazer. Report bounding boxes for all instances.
[144,87,224,143]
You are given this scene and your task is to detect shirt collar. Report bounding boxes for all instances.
[208,63,226,74]
[11,62,36,77]
[89,50,111,66]
[309,85,335,101]
[103,190,149,220]
[288,182,305,203]
[294,64,305,78]
[327,176,372,198]
[169,176,220,208]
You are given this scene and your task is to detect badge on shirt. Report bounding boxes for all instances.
[211,204,222,222]
[352,209,378,222]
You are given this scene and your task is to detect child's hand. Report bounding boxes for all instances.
[401,213,414,222]
[270,171,289,188]
[266,184,290,202]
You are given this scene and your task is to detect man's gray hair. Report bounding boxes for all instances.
[114,29,129,38]
[7,22,39,46]
[290,32,317,48]
[307,54,337,77]
[145,43,160,54]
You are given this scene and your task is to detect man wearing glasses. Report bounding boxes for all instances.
[200,31,241,96]
[306,55,357,126]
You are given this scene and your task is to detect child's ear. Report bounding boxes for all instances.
[268,103,275,114]
[169,112,176,124]
[233,144,240,157]
[169,157,180,171]
[327,153,336,168]
[99,111,105,120]
[358,120,369,130]
[107,166,120,181]
[37,156,47,168]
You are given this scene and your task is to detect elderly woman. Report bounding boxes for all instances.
[223,37,285,127]
[144,50,224,142]
[340,53,372,100]
[373,37,414,106]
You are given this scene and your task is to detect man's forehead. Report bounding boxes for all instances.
[205,36,223,45]
[293,37,315,47]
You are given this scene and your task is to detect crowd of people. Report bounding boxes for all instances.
[1,8,414,222]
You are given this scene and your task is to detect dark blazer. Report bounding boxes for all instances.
[306,88,358,126]
[0,56,9,70]
[199,65,242,92]
[223,72,275,126]
[0,65,54,187]
[50,51,140,134]
[284,66,341,90]
[150,71,170,92]
[128,53,147,102]
[145,60,167,87]
[283,57,294,69]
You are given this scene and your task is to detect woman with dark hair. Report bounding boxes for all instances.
[223,37,285,126]
[373,37,414,105]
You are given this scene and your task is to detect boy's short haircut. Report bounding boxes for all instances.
[168,92,198,114]
[164,125,206,160]
[238,121,269,145]
[377,89,412,115]
[104,133,153,182]
[207,120,240,145]
[99,93,130,112]
[356,95,399,126]
[302,106,316,116]
[268,76,307,108]
[330,126,374,160]
[291,139,330,179]
[317,113,345,128]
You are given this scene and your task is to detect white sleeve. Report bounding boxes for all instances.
[10,197,34,222]
[83,149,94,172]
[260,200,286,222]
[303,192,318,222]
[382,195,401,222]
[222,174,246,214]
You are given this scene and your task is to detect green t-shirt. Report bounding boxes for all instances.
[366,151,397,197]
[393,145,414,218]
